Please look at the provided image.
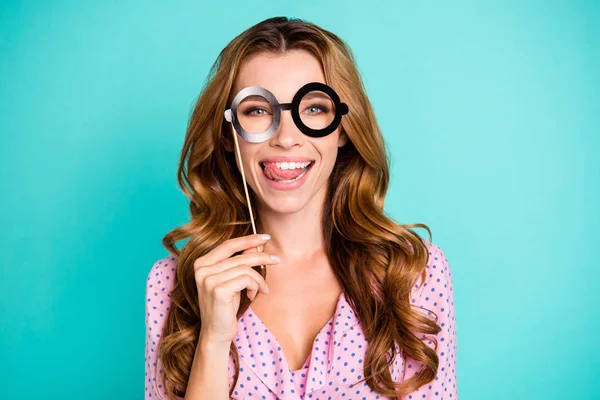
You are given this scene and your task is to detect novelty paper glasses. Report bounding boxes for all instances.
[224,82,349,142]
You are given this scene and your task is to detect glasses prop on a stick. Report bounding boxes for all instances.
[223,81,349,272]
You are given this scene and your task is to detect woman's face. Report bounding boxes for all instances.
[224,50,348,214]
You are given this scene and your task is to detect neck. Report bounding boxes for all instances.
[256,185,327,262]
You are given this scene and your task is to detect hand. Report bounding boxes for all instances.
[193,234,281,345]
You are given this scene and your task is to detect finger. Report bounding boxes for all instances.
[195,234,270,271]
[247,286,258,301]
[205,261,273,295]
[196,253,279,296]
[212,252,280,277]
[242,243,264,254]
[215,274,260,303]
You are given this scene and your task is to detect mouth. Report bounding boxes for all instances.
[259,160,315,169]
[259,160,315,185]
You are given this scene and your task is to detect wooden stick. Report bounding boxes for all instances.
[232,129,265,273]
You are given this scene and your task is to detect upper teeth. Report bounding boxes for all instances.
[263,161,312,170]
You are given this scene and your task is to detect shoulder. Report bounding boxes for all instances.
[423,240,451,275]
[410,240,454,307]
[146,254,178,312]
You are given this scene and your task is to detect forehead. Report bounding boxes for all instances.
[233,50,326,102]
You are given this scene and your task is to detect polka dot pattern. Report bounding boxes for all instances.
[144,256,179,400]
[145,241,458,399]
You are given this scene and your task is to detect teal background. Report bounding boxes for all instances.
[1,1,598,399]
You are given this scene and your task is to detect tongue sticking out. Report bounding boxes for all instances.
[263,163,307,181]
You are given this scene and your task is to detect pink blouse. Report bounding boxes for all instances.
[145,241,458,399]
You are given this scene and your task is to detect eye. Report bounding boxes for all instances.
[242,107,271,116]
[303,105,329,115]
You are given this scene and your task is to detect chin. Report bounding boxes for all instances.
[261,197,310,214]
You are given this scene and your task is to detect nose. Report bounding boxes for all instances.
[269,109,304,149]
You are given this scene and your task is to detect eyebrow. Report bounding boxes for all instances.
[242,95,270,102]
[300,92,332,102]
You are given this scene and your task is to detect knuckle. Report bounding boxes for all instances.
[223,238,235,250]
[193,256,207,272]
[202,274,218,292]
[249,272,264,287]
[194,267,208,282]
[245,275,258,288]
[212,284,228,300]
[231,254,249,267]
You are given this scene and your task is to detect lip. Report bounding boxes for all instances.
[260,161,315,191]
[259,156,315,164]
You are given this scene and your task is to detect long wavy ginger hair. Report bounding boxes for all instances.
[157,16,440,400]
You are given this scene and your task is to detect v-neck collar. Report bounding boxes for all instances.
[234,290,361,399]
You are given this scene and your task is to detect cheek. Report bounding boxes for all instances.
[319,143,341,176]
[235,143,260,178]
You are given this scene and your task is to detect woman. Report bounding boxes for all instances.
[145,16,458,400]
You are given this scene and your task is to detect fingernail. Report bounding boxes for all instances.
[270,255,282,263]
[265,284,270,294]
[259,234,271,240]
